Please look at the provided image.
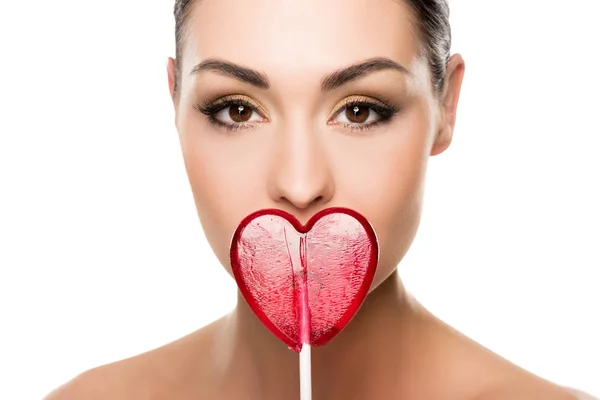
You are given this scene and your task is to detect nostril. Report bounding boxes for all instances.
[280,195,324,210]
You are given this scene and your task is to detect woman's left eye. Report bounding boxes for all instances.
[330,102,397,130]
[334,105,381,125]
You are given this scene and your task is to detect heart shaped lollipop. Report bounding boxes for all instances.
[230,207,378,352]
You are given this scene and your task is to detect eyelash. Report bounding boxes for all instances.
[193,96,401,133]
[193,97,261,132]
[334,99,399,132]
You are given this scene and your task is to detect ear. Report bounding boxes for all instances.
[167,57,177,105]
[430,54,465,156]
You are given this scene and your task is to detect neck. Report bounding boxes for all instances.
[216,271,429,399]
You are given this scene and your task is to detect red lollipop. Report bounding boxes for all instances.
[230,207,379,353]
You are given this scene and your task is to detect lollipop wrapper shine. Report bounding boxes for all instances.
[230,207,379,352]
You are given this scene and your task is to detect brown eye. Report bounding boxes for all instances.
[345,105,370,123]
[229,105,253,122]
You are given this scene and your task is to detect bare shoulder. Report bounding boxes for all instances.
[43,363,132,400]
[473,379,591,400]
[466,357,595,400]
[566,388,599,400]
[422,309,591,400]
[43,318,224,400]
[466,354,598,400]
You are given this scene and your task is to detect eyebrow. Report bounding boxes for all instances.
[189,57,410,91]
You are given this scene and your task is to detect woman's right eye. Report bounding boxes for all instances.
[212,103,265,125]
[194,98,267,131]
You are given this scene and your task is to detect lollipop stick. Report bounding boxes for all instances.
[299,344,312,400]
[298,236,312,399]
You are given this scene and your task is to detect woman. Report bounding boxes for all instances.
[46,0,595,398]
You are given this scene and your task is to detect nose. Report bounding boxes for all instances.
[267,124,335,213]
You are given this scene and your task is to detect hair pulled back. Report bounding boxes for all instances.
[173,0,451,97]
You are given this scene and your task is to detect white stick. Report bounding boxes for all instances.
[297,235,312,400]
[299,344,312,400]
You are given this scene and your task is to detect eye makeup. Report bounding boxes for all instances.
[193,94,268,132]
[328,95,402,133]
[193,93,402,133]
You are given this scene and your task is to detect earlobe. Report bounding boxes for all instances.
[431,126,451,156]
[430,54,466,157]
[167,57,176,104]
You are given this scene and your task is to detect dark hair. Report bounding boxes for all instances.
[173,0,451,97]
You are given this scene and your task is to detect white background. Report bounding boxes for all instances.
[0,1,599,398]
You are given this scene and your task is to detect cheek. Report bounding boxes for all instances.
[333,118,431,288]
[370,178,424,288]
[179,125,272,274]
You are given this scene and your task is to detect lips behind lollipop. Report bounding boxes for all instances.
[230,207,379,352]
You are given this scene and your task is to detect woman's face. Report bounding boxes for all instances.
[169,0,462,290]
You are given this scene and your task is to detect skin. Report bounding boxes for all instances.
[45,0,585,399]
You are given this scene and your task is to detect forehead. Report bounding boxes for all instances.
[182,0,421,78]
